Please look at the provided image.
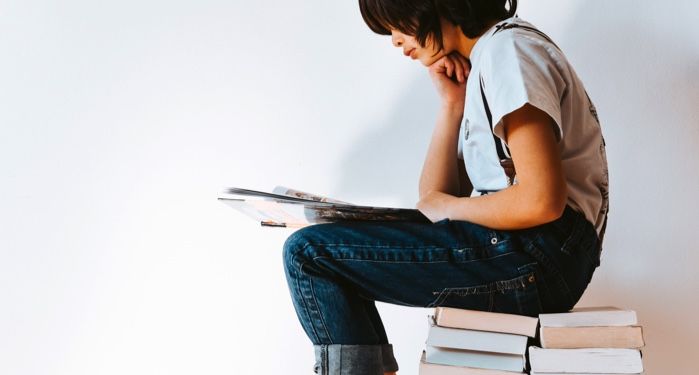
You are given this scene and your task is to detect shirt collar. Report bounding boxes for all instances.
[469,15,518,61]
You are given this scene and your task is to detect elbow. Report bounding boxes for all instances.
[527,183,568,225]
[537,191,568,224]
[537,199,567,224]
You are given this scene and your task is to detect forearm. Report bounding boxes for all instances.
[418,105,463,200]
[445,184,564,230]
[457,156,473,197]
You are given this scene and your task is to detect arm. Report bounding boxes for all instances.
[457,157,473,198]
[418,52,471,200]
[418,105,464,199]
[418,103,568,228]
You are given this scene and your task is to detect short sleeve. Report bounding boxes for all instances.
[480,34,566,144]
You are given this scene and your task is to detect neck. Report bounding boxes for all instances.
[455,20,500,59]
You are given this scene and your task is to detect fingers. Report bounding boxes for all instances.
[452,55,465,83]
[444,57,453,79]
[445,53,470,84]
[428,52,471,84]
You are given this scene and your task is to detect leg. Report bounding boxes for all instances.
[283,217,549,375]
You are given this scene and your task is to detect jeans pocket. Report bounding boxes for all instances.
[427,262,543,317]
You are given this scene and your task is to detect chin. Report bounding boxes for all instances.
[420,56,437,66]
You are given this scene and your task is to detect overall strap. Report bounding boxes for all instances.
[493,22,562,51]
[479,74,511,161]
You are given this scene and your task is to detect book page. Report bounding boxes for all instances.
[272,186,352,204]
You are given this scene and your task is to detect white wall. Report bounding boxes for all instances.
[1,1,697,374]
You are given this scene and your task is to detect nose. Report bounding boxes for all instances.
[391,31,403,47]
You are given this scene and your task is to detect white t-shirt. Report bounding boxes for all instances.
[457,16,610,242]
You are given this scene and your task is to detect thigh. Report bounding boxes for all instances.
[283,217,545,316]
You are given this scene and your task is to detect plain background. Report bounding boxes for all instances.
[1,1,697,374]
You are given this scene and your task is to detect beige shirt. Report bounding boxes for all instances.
[457,16,610,240]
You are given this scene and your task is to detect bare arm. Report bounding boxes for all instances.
[418,52,471,200]
[457,156,473,197]
[418,105,464,199]
[418,103,568,228]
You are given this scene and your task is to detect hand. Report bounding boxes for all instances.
[428,51,470,108]
[416,190,455,223]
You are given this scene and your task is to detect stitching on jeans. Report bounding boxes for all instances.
[526,233,574,305]
[306,243,446,249]
[443,271,534,296]
[314,250,515,264]
[302,240,511,251]
[291,248,321,344]
[453,239,512,251]
[308,273,334,344]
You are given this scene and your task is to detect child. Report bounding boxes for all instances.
[283,1,609,374]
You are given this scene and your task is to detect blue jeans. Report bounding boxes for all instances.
[282,204,601,374]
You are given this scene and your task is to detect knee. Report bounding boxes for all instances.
[282,227,315,270]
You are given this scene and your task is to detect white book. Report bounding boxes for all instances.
[425,346,525,372]
[419,351,525,374]
[531,373,643,375]
[426,315,528,355]
[539,306,637,327]
[529,347,644,373]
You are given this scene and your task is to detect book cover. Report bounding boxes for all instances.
[425,346,525,372]
[539,306,637,327]
[540,326,645,349]
[528,347,644,373]
[434,307,539,338]
[419,351,526,374]
[425,315,529,355]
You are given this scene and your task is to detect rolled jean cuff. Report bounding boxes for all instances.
[313,344,399,374]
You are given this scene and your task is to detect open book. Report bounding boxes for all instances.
[218,186,429,228]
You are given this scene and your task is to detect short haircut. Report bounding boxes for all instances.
[359,0,517,52]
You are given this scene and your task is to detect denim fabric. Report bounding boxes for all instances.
[282,204,601,375]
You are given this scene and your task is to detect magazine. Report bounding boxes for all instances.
[218,186,429,228]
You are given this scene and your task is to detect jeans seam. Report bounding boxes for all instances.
[305,240,512,251]
[525,232,574,307]
[292,258,320,343]
[291,245,332,344]
[313,249,515,264]
[309,273,334,344]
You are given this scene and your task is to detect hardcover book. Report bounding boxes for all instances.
[419,351,525,375]
[425,346,526,372]
[434,307,539,338]
[425,315,529,355]
[538,306,638,327]
[419,351,525,374]
[539,325,645,349]
[528,347,644,373]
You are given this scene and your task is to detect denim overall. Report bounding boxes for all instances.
[283,204,602,374]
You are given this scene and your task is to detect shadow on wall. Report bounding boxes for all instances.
[558,2,698,374]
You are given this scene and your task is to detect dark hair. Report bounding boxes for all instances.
[359,0,517,51]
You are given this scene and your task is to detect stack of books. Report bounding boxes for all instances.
[420,307,539,374]
[529,306,645,374]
